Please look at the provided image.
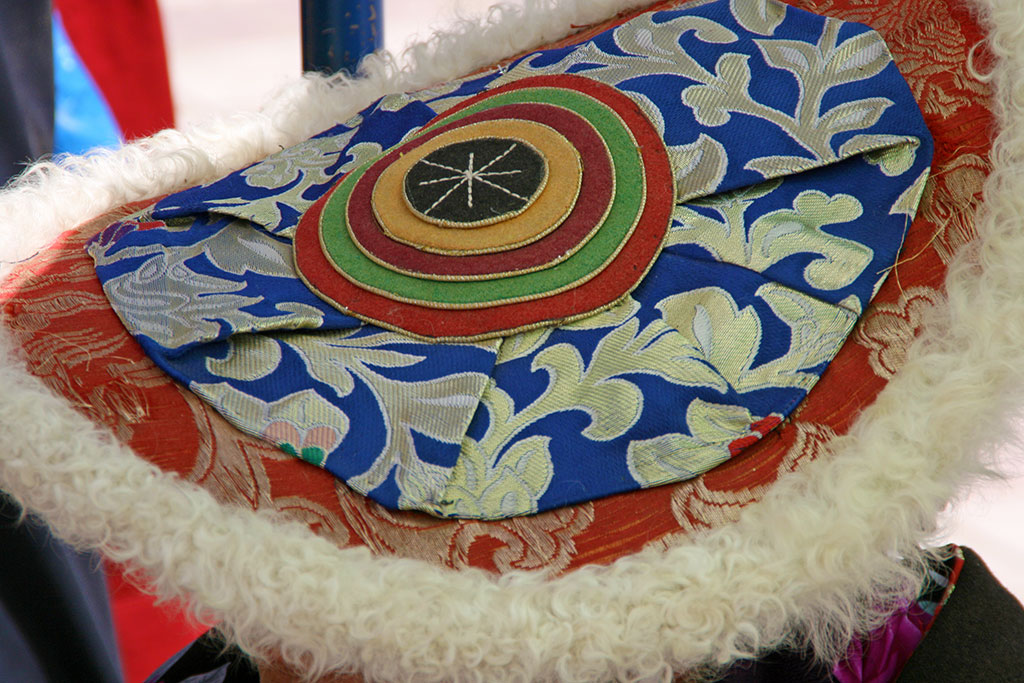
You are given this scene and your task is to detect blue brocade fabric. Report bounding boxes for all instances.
[88,0,932,519]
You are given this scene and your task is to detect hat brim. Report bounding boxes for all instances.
[1,0,1021,679]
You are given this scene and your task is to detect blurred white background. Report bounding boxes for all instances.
[158,0,1024,601]
[161,0,505,125]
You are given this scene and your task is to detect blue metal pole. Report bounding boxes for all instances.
[301,0,383,75]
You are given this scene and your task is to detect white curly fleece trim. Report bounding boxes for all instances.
[1,0,1021,680]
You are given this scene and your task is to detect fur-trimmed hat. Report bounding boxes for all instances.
[0,0,1018,680]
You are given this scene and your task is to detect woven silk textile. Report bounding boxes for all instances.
[0,0,1006,679]
[0,0,983,575]
[83,0,931,521]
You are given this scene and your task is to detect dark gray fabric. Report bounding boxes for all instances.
[145,631,258,683]
[0,1,54,184]
[1,10,123,682]
[404,138,547,225]
[0,493,123,683]
[0,599,49,682]
[899,546,1024,682]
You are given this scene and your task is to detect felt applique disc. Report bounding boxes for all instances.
[294,74,674,340]
[402,136,549,228]
[369,117,584,257]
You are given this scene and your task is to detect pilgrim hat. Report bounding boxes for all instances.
[0,0,1019,679]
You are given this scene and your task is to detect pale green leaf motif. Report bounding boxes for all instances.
[736,23,897,164]
[864,145,917,177]
[351,367,493,509]
[485,10,723,93]
[868,141,917,178]
[450,305,737,516]
[838,135,919,177]
[838,293,863,318]
[670,179,781,260]
[757,39,819,77]
[437,436,554,519]
[94,218,330,349]
[689,177,782,208]
[281,329,429,398]
[242,141,339,189]
[657,287,761,390]
[268,330,494,507]
[755,21,890,88]
[339,140,388,172]
[657,284,856,395]
[756,26,890,87]
[598,317,730,391]
[816,97,892,136]
[730,0,786,36]
[749,190,870,290]
[102,254,257,350]
[672,134,729,202]
[682,53,754,127]
[377,93,416,113]
[610,13,737,63]
[541,315,732,417]
[736,282,857,392]
[890,167,931,218]
[826,28,891,82]
[496,328,554,365]
[744,154,822,178]
[622,17,737,48]
[496,298,641,365]
[626,399,756,486]
[533,342,644,441]
[213,136,381,239]
[204,224,295,275]
[688,399,758,443]
[560,296,641,332]
[680,50,837,162]
[206,334,283,382]
[669,184,870,291]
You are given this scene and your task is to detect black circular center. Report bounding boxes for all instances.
[403,137,547,227]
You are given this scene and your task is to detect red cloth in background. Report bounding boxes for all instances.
[54,0,174,139]
[105,567,208,683]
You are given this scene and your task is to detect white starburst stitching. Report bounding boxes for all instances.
[417,143,526,214]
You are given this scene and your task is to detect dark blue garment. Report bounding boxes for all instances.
[0,494,122,683]
[0,2,54,183]
[144,632,258,683]
[1,5,123,679]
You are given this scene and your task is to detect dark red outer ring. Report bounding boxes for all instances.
[294,74,674,340]
[347,102,613,276]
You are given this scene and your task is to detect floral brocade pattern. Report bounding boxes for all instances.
[0,0,992,572]
[86,0,931,520]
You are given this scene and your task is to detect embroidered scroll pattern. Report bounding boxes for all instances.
[488,1,918,193]
[2,0,993,569]
[86,0,932,520]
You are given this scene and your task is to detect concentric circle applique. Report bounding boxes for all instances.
[371,117,585,256]
[353,102,612,280]
[294,74,675,341]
